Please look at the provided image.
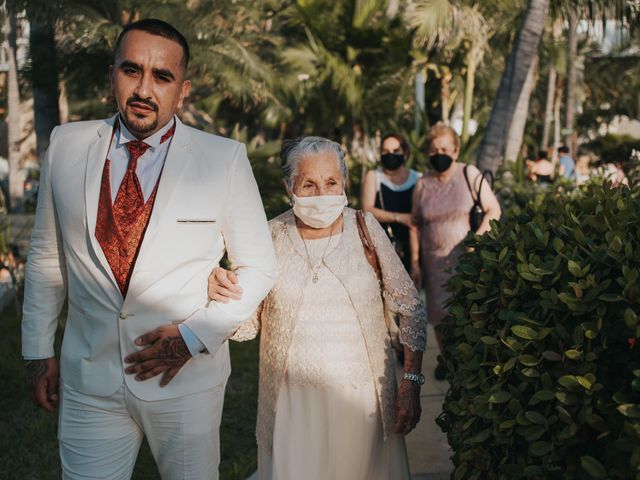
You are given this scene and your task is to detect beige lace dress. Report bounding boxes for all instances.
[231,208,426,480]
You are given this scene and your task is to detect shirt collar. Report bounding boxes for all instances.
[116,115,176,151]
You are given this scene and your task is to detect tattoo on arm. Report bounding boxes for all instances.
[157,336,191,366]
[26,360,49,387]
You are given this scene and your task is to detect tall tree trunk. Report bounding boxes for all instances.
[553,75,563,165]
[475,0,548,173]
[59,79,69,124]
[29,15,60,161]
[541,19,562,150]
[414,70,426,135]
[504,54,539,162]
[564,10,578,154]
[441,68,452,125]
[541,64,556,149]
[4,2,23,212]
[461,47,479,145]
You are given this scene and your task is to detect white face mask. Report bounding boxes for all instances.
[292,193,347,229]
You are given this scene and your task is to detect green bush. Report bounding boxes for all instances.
[439,180,640,480]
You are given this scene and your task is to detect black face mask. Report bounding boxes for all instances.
[429,153,453,172]
[380,153,405,171]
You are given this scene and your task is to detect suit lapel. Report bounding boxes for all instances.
[85,115,121,295]
[125,117,193,299]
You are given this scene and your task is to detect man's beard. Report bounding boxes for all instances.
[124,112,158,136]
[122,96,159,136]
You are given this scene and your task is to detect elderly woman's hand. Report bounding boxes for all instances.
[394,379,422,435]
[208,267,243,303]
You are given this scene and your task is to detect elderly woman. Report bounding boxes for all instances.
[412,123,501,380]
[210,136,426,480]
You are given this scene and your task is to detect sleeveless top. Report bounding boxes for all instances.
[373,169,420,270]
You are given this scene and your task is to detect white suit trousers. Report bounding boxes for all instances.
[58,381,226,480]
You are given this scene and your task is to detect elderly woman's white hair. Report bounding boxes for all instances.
[280,136,348,189]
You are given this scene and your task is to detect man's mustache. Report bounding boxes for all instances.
[126,96,159,112]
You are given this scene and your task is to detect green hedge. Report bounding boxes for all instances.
[439,180,640,479]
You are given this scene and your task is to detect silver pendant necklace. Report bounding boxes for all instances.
[302,224,336,283]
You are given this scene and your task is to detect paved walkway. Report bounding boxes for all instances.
[247,325,453,480]
[405,324,453,479]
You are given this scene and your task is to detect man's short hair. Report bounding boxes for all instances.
[537,150,548,160]
[115,19,190,71]
[558,146,570,154]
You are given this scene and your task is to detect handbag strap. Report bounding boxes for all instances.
[355,210,382,282]
[463,164,488,207]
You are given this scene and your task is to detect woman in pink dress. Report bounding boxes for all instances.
[411,123,501,379]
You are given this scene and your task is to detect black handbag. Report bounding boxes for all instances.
[463,165,493,232]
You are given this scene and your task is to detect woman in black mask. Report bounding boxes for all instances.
[361,133,421,278]
[411,123,501,380]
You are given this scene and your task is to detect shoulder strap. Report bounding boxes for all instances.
[463,165,477,203]
[477,170,494,208]
[355,210,382,282]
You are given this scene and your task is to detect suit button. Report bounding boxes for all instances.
[119,312,127,320]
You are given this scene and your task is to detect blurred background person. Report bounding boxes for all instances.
[558,145,576,180]
[596,160,629,187]
[411,123,501,380]
[360,133,420,279]
[527,150,554,185]
[575,152,592,185]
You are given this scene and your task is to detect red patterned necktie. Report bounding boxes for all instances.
[113,125,175,223]
[114,140,149,221]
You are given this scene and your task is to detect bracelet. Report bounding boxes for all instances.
[392,212,399,222]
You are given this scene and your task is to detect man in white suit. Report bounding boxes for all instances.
[21,19,276,479]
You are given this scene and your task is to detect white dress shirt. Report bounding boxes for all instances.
[108,117,175,202]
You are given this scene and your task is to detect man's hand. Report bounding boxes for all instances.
[26,357,59,412]
[124,325,191,387]
[394,379,422,435]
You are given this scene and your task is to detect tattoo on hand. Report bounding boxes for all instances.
[157,336,191,366]
[26,360,48,387]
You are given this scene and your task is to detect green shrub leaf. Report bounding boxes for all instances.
[580,456,608,479]
[480,336,499,345]
[617,404,640,418]
[525,411,547,425]
[511,325,538,340]
[624,308,638,330]
[489,391,511,404]
[564,349,582,359]
[529,441,552,457]
[558,375,580,389]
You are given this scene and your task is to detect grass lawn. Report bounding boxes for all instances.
[0,305,260,480]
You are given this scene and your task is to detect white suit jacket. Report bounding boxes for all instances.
[21,115,277,400]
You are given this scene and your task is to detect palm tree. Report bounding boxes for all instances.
[540,18,562,150]
[27,0,60,161]
[274,0,414,138]
[406,0,492,145]
[2,0,23,212]
[503,54,538,162]
[564,9,578,153]
[476,0,548,173]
